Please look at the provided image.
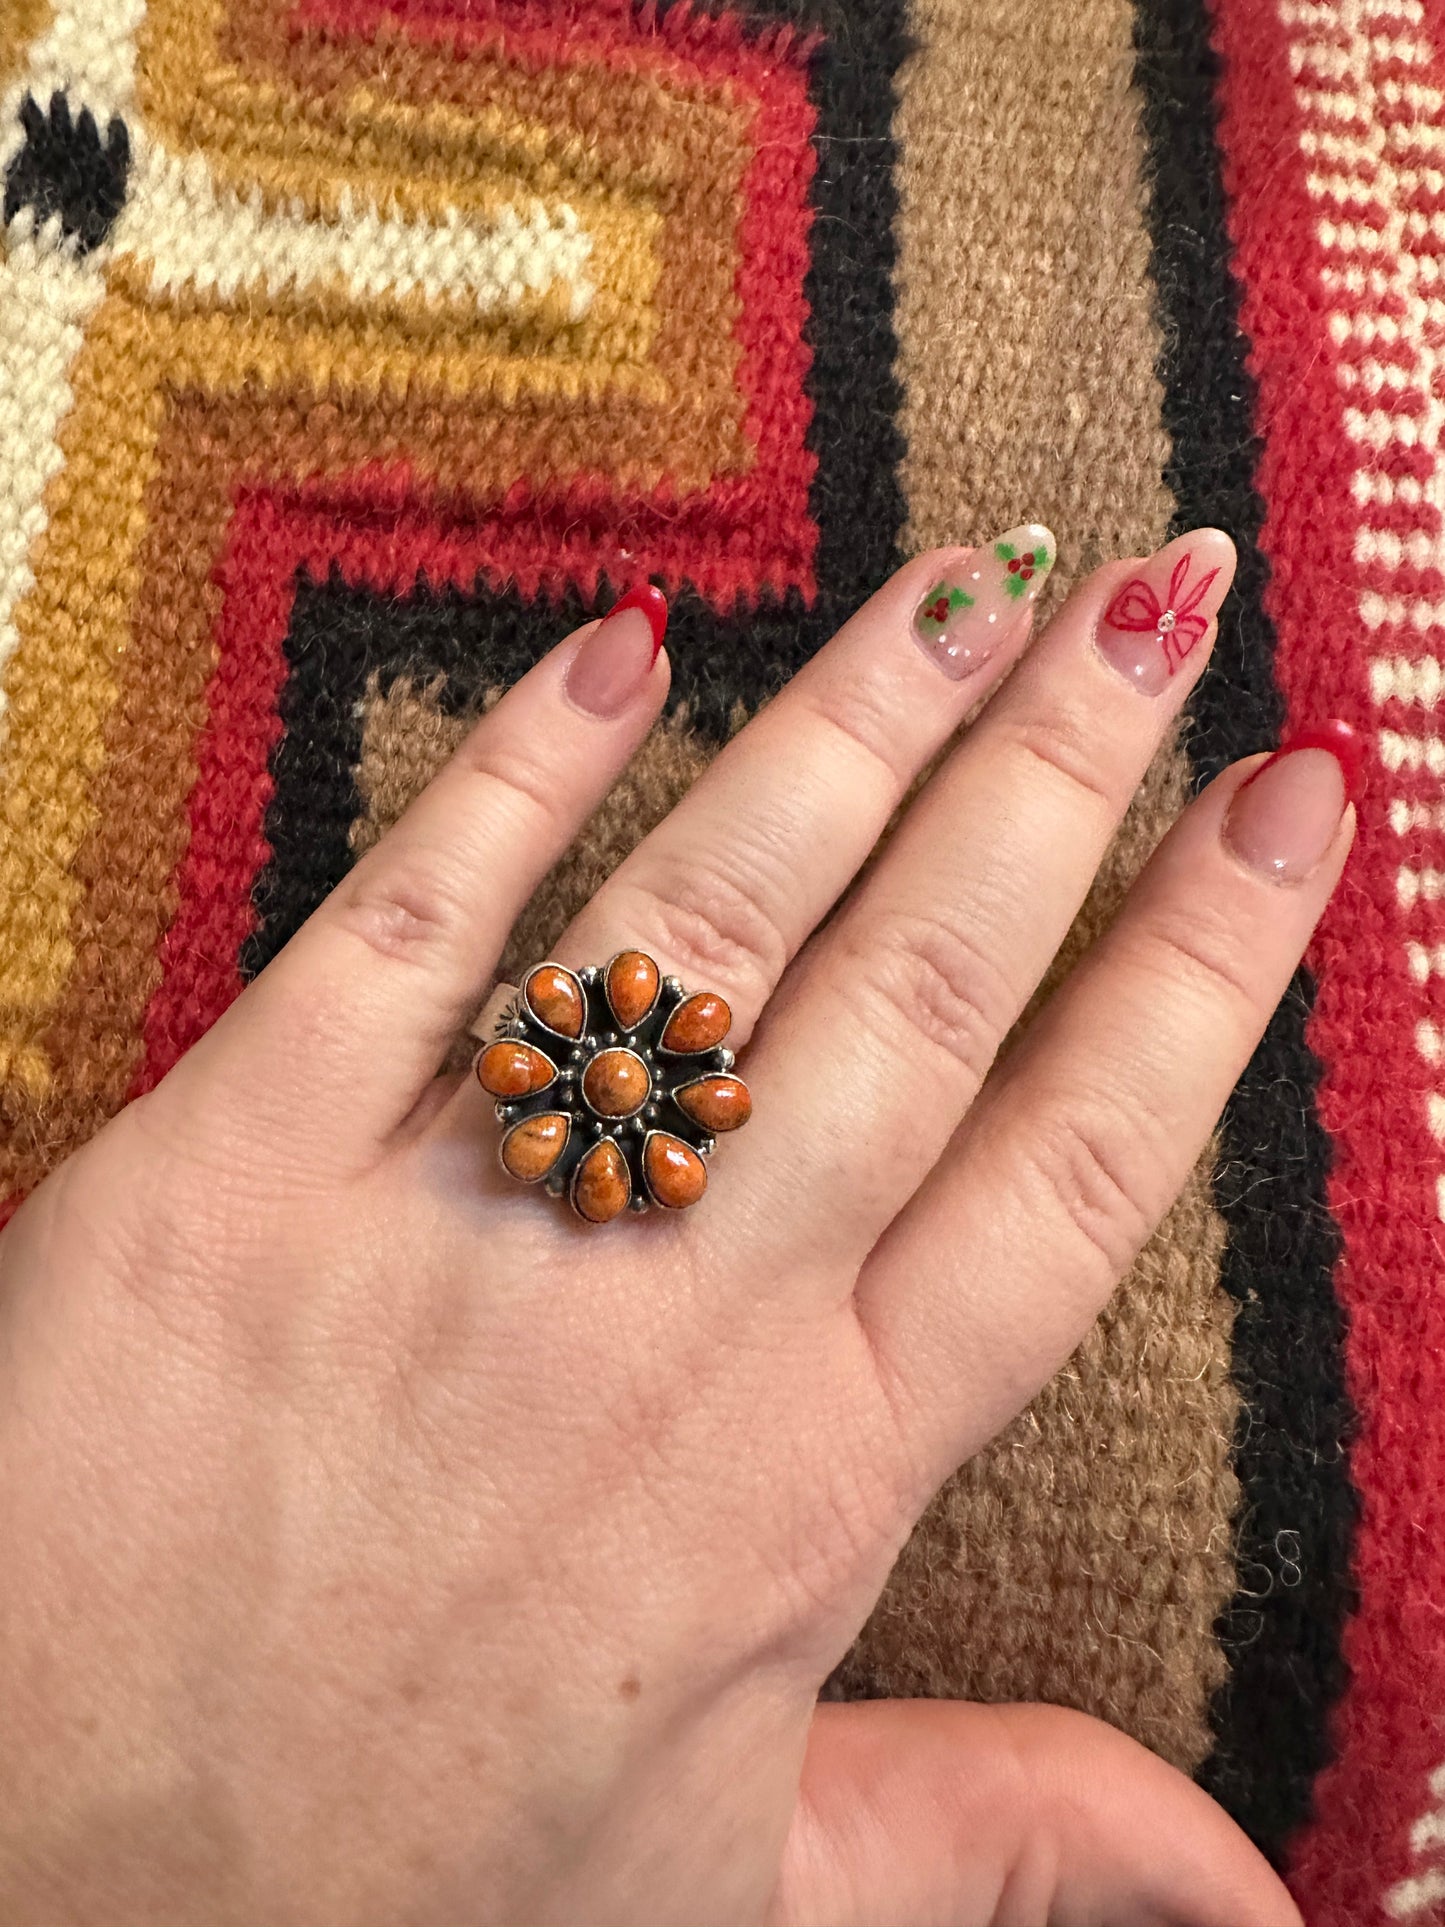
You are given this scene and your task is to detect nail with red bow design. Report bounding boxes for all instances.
[1095,531,1235,697]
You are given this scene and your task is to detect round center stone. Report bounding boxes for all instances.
[582,1047,651,1118]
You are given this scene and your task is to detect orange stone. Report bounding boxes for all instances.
[660,990,731,1054]
[524,964,584,1039]
[500,1112,570,1182]
[605,950,660,1030]
[675,1074,751,1133]
[582,1047,651,1118]
[643,1132,708,1210]
[572,1138,631,1224]
[476,1041,557,1098]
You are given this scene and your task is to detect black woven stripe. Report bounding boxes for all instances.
[243,0,908,976]
[1132,0,1357,1861]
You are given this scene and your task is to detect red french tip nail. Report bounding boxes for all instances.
[1247,719,1365,809]
[603,584,669,660]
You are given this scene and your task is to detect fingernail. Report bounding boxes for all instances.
[911,524,1055,681]
[1095,532,1233,696]
[1224,721,1361,884]
[564,585,668,718]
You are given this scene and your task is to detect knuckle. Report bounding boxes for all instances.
[1003,709,1119,816]
[1022,1107,1160,1284]
[1135,904,1261,1019]
[839,909,1017,1093]
[617,853,791,1005]
[334,857,467,966]
[799,675,919,794]
[456,738,568,830]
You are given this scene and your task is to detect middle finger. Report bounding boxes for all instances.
[551,526,1058,1040]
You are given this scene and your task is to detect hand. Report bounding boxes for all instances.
[0,528,1341,1926]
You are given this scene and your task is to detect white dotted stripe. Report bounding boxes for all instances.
[1362,593,1445,631]
[1388,1866,1445,1917]
[1371,657,1445,703]
[1397,867,1445,906]
[1381,728,1445,773]
[1293,36,1432,79]
[1282,0,1425,23]
[1387,1762,1445,1915]
[1407,940,1445,978]
[1336,315,1445,353]
[1325,263,1445,296]
[1358,528,1445,569]
[1346,405,1445,452]
[1321,215,1445,254]
[1385,117,1445,158]
[1353,469,1445,506]
[1391,799,1445,831]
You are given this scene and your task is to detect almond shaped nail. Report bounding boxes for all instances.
[1095,532,1234,696]
[1224,722,1358,884]
[912,523,1055,681]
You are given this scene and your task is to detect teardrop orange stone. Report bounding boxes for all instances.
[660,990,731,1054]
[524,964,585,1039]
[582,1048,651,1118]
[572,1138,631,1224]
[674,1074,751,1133]
[476,1041,557,1098]
[605,950,660,1030]
[643,1132,708,1210]
[501,1112,570,1182]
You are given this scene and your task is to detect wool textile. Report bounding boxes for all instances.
[1,2,1441,1921]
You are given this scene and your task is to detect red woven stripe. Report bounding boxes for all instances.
[1211,1,1445,1919]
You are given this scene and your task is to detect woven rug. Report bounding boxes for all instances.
[0,0,1440,1920]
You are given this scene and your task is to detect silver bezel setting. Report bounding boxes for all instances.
[480,955,746,1222]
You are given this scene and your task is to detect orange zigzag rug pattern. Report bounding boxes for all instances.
[0,0,896,1211]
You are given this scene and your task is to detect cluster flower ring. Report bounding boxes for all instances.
[476,952,752,1223]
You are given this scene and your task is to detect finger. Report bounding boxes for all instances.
[726,528,1237,1262]
[169,589,671,1147]
[857,728,1358,1479]
[514,529,1057,1048]
[772,1700,1301,1927]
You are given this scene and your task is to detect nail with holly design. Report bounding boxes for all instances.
[912,524,1055,681]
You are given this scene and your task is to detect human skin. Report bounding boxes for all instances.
[0,528,1342,1925]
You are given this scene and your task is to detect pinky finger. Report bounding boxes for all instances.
[856,724,1360,1482]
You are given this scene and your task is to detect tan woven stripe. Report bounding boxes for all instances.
[833,0,1240,1771]
[351,685,716,1060]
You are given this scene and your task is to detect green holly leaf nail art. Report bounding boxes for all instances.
[997,540,1051,599]
[918,582,974,633]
